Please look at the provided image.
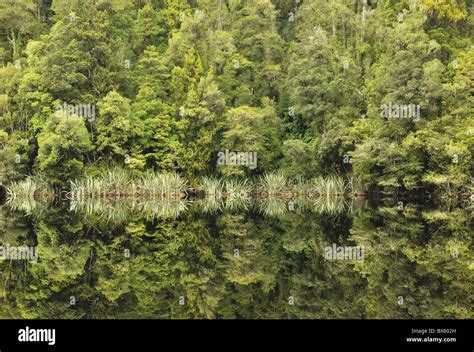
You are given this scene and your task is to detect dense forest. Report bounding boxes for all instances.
[0,0,472,196]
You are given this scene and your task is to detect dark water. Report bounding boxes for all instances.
[0,197,472,319]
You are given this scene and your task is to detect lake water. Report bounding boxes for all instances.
[0,196,472,319]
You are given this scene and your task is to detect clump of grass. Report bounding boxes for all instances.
[70,197,187,224]
[5,175,52,216]
[224,179,252,210]
[70,176,105,200]
[139,198,187,220]
[201,177,224,197]
[313,196,348,215]
[224,179,251,197]
[104,168,131,195]
[6,175,52,201]
[140,172,187,198]
[258,197,287,217]
[6,178,37,200]
[309,175,347,196]
[257,196,349,217]
[200,177,224,213]
[5,197,46,217]
[257,173,349,197]
[258,172,288,195]
[70,169,186,200]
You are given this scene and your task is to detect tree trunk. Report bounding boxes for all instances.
[332,0,336,36]
[8,31,18,60]
[361,0,367,42]
[217,0,223,30]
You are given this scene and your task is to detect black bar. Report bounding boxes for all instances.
[0,319,472,351]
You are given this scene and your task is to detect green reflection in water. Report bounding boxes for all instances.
[0,197,472,319]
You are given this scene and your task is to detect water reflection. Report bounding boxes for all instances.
[0,197,472,319]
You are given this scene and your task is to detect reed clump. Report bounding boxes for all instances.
[200,177,224,213]
[70,197,187,223]
[199,177,253,211]
[224,179,252,210]
[307,175,348,197]
[70,169,187,200]
[258,172,289,196]
[257,172,350,197]
[6,175,53,201]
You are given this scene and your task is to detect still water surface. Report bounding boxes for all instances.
[0,196,472,319]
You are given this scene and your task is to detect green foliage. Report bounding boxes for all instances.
[220,99,281,177]
[37,114,93,186]
[95,90,142,162]
[1,198,471,319]
[0,0,472,194]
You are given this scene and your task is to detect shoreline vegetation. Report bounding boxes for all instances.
[3,172,472,222]
[4,170,355,202]
[3,178,470,223]
[3,169,472,204]
[2,170,471,222]
[3,174,354,221]
[67,195,353,222]
[5,175,54,201]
